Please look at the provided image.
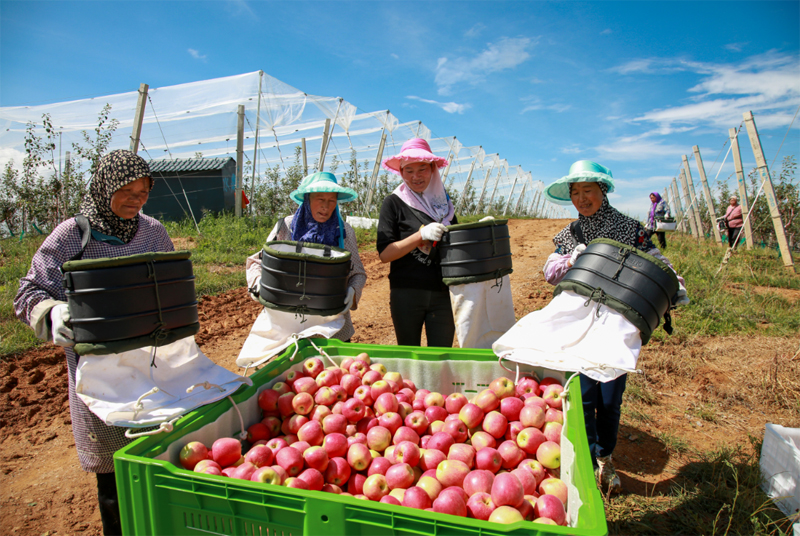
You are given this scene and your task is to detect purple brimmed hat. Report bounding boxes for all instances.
[382,138,449,176]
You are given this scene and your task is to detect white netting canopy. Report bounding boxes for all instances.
[0,71,554,218]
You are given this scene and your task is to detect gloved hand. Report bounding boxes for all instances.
[50,303,75,347]
[568,244,587,267]
[420,223,447,242]
[675,283,690,306]
[479,216,495,222]
[342,287,356,314]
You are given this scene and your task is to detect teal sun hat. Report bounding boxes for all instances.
[289,171,358,205]
[544,160,615,205]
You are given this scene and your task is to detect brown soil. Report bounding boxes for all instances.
[1,219,798,535]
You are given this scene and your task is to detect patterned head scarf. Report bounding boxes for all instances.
[78,150,152,244]
[553,183,654,255]
[290,194,345,248]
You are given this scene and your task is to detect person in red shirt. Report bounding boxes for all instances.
[724,195,744,248]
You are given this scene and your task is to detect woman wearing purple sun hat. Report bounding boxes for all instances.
[376,138,457,347]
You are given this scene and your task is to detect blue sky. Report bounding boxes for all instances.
[2,0,798,219]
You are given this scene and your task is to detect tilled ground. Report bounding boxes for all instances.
[1,219,797,535]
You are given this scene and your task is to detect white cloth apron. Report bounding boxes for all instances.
[492,290,641,382]
[75,336,250,428]
[449,275,516,349]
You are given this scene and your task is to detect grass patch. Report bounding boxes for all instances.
[0,234,48,356]
[686,401,718,423]
[649,234,800,341]
[606,443,795,535]
[654,430,691,455]
[625,373,657,405]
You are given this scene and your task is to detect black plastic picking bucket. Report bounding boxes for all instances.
[554,238,680,344]
[259,241,351,316]
[61,251,199,355]
[439,219,513,285]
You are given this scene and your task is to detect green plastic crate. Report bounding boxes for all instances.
[115,339,607,535]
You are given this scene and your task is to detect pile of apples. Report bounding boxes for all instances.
[179,353,569,526]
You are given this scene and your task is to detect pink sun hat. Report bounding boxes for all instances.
[381,138,449,176]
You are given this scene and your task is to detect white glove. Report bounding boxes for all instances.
[479,216,495,222]
[420,223,447,242]
[568,244,587,267]
[675,283,690,306]
[342,287,356,314]
[50,304,75,347]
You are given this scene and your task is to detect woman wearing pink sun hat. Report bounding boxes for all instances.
[376,138,457,347]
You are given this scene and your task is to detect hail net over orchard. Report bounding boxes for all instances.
[0,71,556,218]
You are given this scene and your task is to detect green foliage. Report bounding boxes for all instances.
[0,235,47,356]
[1,105,118,237]
[647,233,799,342]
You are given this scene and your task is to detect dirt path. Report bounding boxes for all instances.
[1,219,797,535]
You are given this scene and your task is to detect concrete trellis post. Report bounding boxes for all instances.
[474,167,493,215]
[129,83,149,154]
[682,155,705,240]
[364,130,387,215]
[743,111,795,272]
[503,176,519,215]
[235,104,244,218]
[670,179,683,232]
[692,146,723,244]
[729,127,754,250]
[679,169,699,238]
[455,157,478,214]
[317,118,331,172]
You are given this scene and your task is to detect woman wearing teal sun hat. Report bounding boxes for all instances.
[542,160,689,494]
[245,171,366,341]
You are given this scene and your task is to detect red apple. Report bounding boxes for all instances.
[466,492,496,520]
[251,465,281,485]
[363,473,390,501]
[419,448,447,472]
[356,416,379,435]
[385,462,415,490]
[293,376,319,396]
[442,419,469,443]
[361,369,382,387]
[347,442,371,471]
[353,385,374,406]
[404,410,429,436]
[366,426,392,453]
[447,443,476,468]
[381,495,401,505]
[519,405,546,429]
[322,483,343,494]
[297,420,324,446]
[402,486,432,509]
[265,437,289,456]
[534,493,567,525]
[499,397,524,422]
[516,377,540,397]
[511,467,538,495]
[261,415,282,438]
[539,477,568,506]
[470,431,496,451]
[463,469,495,497]
[516,427,547,455]
[349,360,368,378]
[445,393,469,414]
[504,421,525,442]
[491,472,525,508]
[303,357,324,378]
[489,377,516,400]
[518,458,547,487]
[275,446,304,477]
[211,437,242,468]
[475,447,503,473]
[423,391,445,408]
[498,440,525,469]
[436,459,470,488]
[321,432,348,459]
[324,457,351,487]
[433,490,467,516]
[348,432,367,447]
[536,441,561,469]
[458,403,485,429]
[277,393,296,418]
[523,395,548,411]
[321,413,347,435]
[482,411,508,439]
[367,456,394,476]
[342,398,366,423]
[543,421,562,444]
[392,426,420,446]
[545,408,564,425]
[340,373,361,396]
[194,459,221,474]
[179,441,209,470]
[424,405,448,424]
[244,445,274,468]
[292,392,314,415]
[393,440,421,467]
[542,384,564,409]
[474,389,500,413]
[426,432,455,454]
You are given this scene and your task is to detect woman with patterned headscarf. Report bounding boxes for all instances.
[541,161,688,494]
[15,149,174,535]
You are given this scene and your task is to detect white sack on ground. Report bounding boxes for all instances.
[450,275,516,349]
[236,308,344,368]
[75,337,250,428]
[492,290,641,382]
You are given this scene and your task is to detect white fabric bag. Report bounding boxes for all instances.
[656,219,677,232]
[236,308,345,368]
[75,336,251,428]
[492,290,641,382]
[449,275,516,349]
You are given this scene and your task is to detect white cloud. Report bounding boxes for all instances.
[406,95,471,114]
[561,145,582,155]
[600,29,612,35]
[520,95,570,114]
[625,51,800,130]
[435,37,535,95]
[465,23,486,38]
[724,42,747,52]
[615,175,675,187]
[188,49,207,62]
[391,53,399,60]
[594,135,688,161]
